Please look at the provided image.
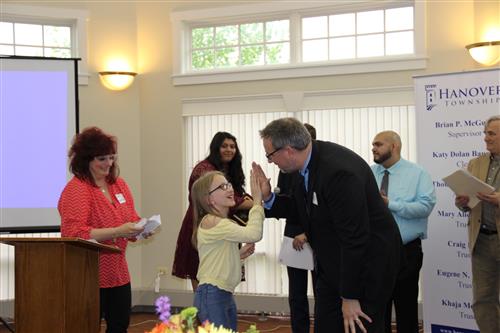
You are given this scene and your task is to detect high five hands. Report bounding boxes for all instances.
[251,162,272,202]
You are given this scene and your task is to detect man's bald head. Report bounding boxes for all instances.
[372,130,402,168]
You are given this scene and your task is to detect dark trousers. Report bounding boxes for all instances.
[314,271,386,333]
[287,266,316,333]
[100,283,131,333]
[384,238,423,333]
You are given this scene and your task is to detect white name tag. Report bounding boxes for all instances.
[312,192,318,206]
[115,193,126,204]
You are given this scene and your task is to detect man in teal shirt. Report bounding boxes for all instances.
[371,130,436,333]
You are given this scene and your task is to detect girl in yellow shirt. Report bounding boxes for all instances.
[191,170,264,331]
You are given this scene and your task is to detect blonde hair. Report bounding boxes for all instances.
[191,171,224,248]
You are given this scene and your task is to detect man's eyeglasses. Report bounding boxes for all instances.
[265,147,283,161]
[209,182,232,195]
[94,154,117,162]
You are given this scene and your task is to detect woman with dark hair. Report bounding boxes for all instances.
[172,131,253,290]
[58,127,147,333]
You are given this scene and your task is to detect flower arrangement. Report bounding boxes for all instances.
[146,296,259,333]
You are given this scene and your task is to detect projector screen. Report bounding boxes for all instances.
[0,57,78,232]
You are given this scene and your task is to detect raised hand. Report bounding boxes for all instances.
[250,169,263,204]
[252,162,272,201]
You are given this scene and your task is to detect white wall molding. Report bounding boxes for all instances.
[172,56,427,86]
[182,85,414,116]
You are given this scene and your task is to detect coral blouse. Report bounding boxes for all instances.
[58,177,140,288]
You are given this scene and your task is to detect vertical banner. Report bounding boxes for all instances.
[415,68,500,333]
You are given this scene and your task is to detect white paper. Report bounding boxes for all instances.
[135,214,161,240]
[442,169,495,208]
[278,236,314,270]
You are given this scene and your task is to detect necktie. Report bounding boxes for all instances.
[298,173,310,216]
[380,170,389,195]
[302,168,309,192]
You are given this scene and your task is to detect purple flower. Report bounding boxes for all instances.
[155,296,171,322]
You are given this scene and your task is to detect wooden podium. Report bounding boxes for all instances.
[0,237,120,333]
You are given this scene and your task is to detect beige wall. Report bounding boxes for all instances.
[5,0,496,296]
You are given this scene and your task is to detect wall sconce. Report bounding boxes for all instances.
[465,41,500,66]
[99,71,137,91]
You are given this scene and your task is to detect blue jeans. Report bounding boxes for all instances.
[194,283,237,331]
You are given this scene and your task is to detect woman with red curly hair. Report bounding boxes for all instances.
[58,127,146,333]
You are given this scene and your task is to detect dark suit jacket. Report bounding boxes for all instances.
[266,171,304,238]
[268,141,403,304]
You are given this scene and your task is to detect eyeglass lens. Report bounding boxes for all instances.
[209,182,232,194]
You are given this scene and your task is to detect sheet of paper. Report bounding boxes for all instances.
[442,169,495,209]
[278,236,314,271]
[135,214,161,240]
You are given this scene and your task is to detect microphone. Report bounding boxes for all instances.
[273,187,281,194]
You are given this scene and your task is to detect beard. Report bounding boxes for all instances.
[374,150,392,164]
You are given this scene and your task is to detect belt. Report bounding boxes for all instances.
[479,225,498,235]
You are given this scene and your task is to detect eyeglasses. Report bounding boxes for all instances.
[208,182,232,195]
[94,154,117,162]
[265,147,283,161]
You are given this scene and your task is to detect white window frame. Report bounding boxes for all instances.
[1,4,90,85]
[171,0,426,86]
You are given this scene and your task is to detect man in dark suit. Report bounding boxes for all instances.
[252,118,403,333]
[270,123,317,333]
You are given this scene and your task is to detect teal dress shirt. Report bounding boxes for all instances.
[371,159,436,244]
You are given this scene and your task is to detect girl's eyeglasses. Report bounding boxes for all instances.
[208,182,232,194]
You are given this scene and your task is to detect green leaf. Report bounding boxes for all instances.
[215,25,238,47]
[266,42,289,64]
[192,49,214,69]
[241,45,264,65]
[192,27,214,49]
[215,47,238,67]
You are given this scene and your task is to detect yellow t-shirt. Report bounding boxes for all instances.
[196,205,264,293]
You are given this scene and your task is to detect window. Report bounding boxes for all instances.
[302,6,414,62]
[191,19,290,70]
[1,4,89,84]
[0,21,72,58]
[171,1,425,85]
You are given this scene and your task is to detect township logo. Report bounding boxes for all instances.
[423,81,500,111]
[425,84,437,111]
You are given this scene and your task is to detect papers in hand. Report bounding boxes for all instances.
[442,169,495,209]
[278,236,314,270]
[135,214,161,240]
